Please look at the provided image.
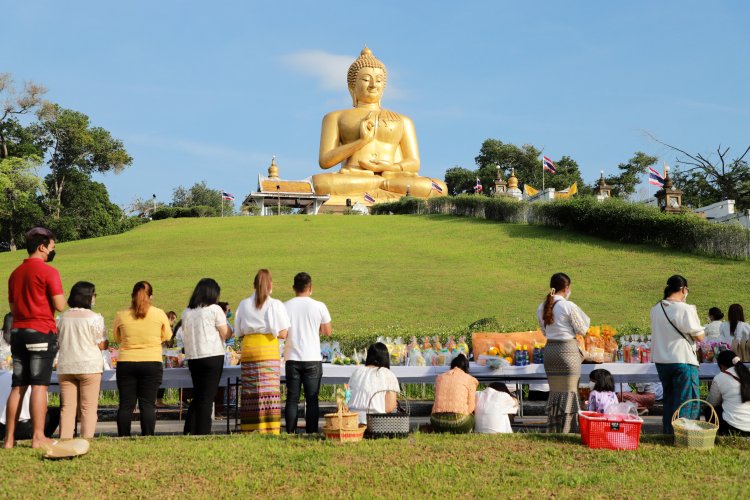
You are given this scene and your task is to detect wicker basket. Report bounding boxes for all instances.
[323,400,366,443]
[671,399,719,449]
[365,390,410,439]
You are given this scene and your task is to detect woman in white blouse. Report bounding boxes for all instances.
[720,304,750,360]
[56,281,107,439]
[536,272,590,433]
[650,275,704,434]
[180,278,232,435]
[234,269,290,434]
[707,350,750,436]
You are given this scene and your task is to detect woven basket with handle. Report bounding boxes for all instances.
[365,389,410,439]
[671,398,719,449]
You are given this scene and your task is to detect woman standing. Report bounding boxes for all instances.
[234,269,289,434]
[536,273,590,433]
[650,275,704,434]
[56,281,107,439]
[181,278,232,435]
[113,281,172,436]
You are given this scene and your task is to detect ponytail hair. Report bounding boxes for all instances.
[663,275,688,300]
[543,272,570,326]
[253,269,272,309]
[130,281,153,319]
[716,350,750,403]
[727,303,744,336]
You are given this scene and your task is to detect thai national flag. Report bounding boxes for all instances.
[222,191,235,201]
[431,180,444,193]
[363,192,376,203]
[543,156,556,174]
[475,178,483,193]
[648,167,664,187]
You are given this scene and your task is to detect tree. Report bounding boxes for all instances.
[33,103,132,218]
[647,134,750,209]
[44,169,124,241]
[125,196,165,217]
[0,73,47,158]
[474,139,544,192]
[604,151,658,198]
[444,166,476,195]
[0,156,45,250]
[171,181,229,214]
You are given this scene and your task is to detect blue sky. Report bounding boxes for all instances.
[4,1,749,209]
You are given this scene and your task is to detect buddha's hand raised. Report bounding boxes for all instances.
[359,111,378,143]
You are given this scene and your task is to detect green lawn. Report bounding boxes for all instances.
[0,433,747,498]
[1,215,748,340]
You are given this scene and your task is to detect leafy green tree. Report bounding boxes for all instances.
[0,74,47,159]
[171,181,231,214]
[444,166,476,195]
[0,155,45,250]
[33,103,132,218]
[44,169,124,241]
[474,139,544,192]
[605,151,658,198]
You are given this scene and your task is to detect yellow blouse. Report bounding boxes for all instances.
[113,306,172,362]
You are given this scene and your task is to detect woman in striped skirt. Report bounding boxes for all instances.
[536,273,590,433]
[234,269,290,434]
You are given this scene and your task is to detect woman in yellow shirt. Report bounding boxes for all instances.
[113,281,172,436]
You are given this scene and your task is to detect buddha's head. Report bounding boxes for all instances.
[347,47,387,107]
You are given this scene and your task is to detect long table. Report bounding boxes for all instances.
[45,362,728,391]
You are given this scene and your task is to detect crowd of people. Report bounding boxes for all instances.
[2,227,750,449]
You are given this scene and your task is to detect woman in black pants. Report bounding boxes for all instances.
[180,278,232,435]
[113,281,173,436]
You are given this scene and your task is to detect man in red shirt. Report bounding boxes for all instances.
[4,227,66,449]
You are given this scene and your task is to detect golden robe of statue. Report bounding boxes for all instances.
[312,48,447,204]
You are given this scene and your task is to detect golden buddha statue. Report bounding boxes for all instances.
[312,47,448,204]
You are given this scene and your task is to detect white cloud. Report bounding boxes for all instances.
[281,50,351,92]
[281,49,406,100]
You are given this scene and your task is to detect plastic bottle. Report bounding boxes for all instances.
[638,337,649,363]
[522,345,529,366]
[514,343,523,366]
[631,336,641,363]
[422,336,432,350]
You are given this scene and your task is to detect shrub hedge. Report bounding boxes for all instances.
[371,195,750,259]
[152,205,218,220]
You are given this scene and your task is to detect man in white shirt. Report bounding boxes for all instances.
[283,273,332,434]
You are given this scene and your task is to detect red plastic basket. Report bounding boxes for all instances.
[578,411,643,450]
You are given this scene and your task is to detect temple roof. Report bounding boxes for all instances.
[259,180,313,194]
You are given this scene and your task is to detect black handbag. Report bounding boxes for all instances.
[365,389,410,439]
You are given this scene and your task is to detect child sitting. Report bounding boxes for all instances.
[587,369,618,413]
[474,382,519,434]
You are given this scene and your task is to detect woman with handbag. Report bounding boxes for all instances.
[348,342,399,425]
[536,272,590,433]
[650,275,705,434]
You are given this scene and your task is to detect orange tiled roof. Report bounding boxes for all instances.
[260,180,313,194]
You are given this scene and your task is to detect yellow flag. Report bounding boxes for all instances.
[524,184,539,196]
[557,182,578,199]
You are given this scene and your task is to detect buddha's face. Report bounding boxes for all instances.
[351,66,385,105]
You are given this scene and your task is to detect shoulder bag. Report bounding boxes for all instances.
[659,301,699,363]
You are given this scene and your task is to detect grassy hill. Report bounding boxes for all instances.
[1,215,748,340]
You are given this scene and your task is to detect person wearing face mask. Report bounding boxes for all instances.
[56,281,107,439]
[4,227,66,450]
[536,272,590,433]
[650,275,705,434]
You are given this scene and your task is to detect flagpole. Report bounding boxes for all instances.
[221,191,224,218]
[542,157,545,191]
